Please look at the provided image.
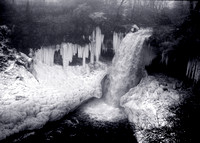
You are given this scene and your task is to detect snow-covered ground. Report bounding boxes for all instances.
[120,75,184,143]
[0,61,107,140]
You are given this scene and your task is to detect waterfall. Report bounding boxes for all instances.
[104,29,152,106]
[34,27,104,68]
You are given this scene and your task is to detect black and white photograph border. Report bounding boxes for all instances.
[0,0,200,143]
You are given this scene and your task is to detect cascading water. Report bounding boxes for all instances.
[104,29,152,107]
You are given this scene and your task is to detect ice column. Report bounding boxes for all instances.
[186,58,200,82]
[95,27,103,62]
[113,32,124,53]
[34,27,104,68]
[35,46,56,66]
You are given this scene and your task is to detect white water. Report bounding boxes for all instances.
[80,99,126,122]
[34,27,104,68]
[105,29,152,107]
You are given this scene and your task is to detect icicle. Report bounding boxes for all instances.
[83,48,86,67]
[34,46,56,66]
[186,58,200,82]
[90,43,94,64]
[85,45,89,58]
[95,27,102,62]
[186,59,190,77]
[192,60,196,80]
[78,46,83,58]
[113,32,123,51]
[73,44,78,56]
[113,32,124,53]
[34,27,104,68]
[194,60,199,82]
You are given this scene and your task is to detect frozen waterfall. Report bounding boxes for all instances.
[104,29,152,106]
[34,27,104,68]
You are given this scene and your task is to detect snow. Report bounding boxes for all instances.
[120,75,183,143]
[0,61,107,140]
[80,99,127,122]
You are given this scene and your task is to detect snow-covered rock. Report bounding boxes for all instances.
[0,62,107,140]
[120,75,183,143]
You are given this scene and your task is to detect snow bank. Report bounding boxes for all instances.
[120,75,183,143]
[0,62,107,140]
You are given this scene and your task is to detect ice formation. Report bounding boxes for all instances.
[113,32,124,52]
[0,61,107,140]
[81,29,152,122]
[34,46,55,66]
[186,58,200,82]
[0,27,107,140]
[120,75,183,143]
[34,27,104,68]
[105,29,152,106]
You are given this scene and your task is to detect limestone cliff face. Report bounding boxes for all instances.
[120,75,184,143]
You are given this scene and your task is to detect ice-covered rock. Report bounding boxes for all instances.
[0,62,107,140]
[120,75,183,143]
